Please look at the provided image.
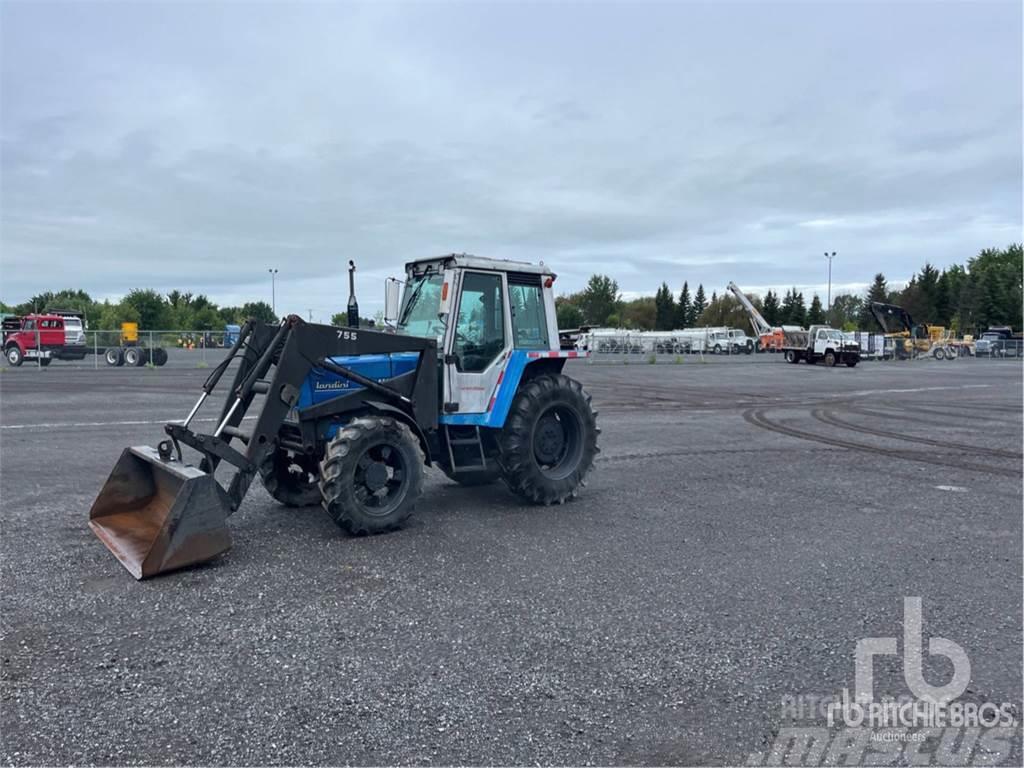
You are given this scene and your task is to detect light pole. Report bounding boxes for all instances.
[268,268,278,314]
[824,251,836,310]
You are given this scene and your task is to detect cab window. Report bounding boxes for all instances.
[453,272,505,372]
[23,320,35,331]
[509,279,549,350]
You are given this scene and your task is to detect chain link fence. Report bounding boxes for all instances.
[2,327,1021,371]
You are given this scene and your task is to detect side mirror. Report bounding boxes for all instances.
[384,278,401,323]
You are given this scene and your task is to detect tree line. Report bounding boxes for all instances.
[0,286,383,331]
[556,244,1022,335]
[0,288,280,330]
[3,243,1020,335]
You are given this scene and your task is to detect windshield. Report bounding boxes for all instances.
[397,273,446,339]
[826,330,843,341]
[65,319,82,330]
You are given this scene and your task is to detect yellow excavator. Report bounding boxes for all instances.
[868,302,960,360]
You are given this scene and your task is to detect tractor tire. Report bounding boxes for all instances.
[319,416,423,535]
[497,374,599,505]
[5,346,24,367]
[845,360,858,368]
[784,350,798,364]
[124,347,144,367]
[152,348,168,366]
[39,358,51,367]
[824,351,837,367]
[105,347,124,366]
[934,348,945,360]
[442,466,501,486]
[713,344,722,354]
[259,447,321,507]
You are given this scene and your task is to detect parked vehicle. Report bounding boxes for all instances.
[2,311,87,366]
[88,255,599,579]
[975,328,1023,357]
[727,281,783,352]
[102,322,169,366]
[782,325,860,367]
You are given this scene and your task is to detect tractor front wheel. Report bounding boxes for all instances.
[498,374,598,505]
[259,447,321,507]
[319,416,423,535]
[5,346,23,367]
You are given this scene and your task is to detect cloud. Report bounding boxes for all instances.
[0,1,1020,318]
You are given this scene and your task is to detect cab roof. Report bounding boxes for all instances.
[406,253,555,277]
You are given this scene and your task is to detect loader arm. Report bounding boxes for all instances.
[90,315,437,579]
[165,316,437,513]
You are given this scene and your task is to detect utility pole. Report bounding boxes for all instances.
[268,268,279,314]
[824,251,836,310]
[307,309,313,322]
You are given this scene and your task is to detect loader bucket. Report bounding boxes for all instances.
[88,446,232,579]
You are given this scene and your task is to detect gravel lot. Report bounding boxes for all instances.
[1,358,1021,765]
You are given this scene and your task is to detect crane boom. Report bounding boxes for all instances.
[727,281,772,337]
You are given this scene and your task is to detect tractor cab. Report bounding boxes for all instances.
[388,254,562,418]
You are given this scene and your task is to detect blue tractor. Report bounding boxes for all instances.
[88,254,600,579]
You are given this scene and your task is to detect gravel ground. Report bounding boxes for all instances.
[1,358,1021,766]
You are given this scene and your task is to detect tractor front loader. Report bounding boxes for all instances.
[89,254,599,579]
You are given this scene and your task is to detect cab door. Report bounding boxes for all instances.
[813,328,829,355]
[442,270,512,414]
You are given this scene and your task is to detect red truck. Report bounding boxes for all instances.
[2,311,88,366]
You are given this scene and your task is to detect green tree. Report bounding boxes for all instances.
[676,282,692,327]
[807,294,825,325]
[240,301,278,325]
[578,274,620,326]
[654,282,676,330]
[218,306,244,325]
[762,290,780,326]
[122,289,170,329]
[620,297,656,330]
[692,284,707,322]
[828,294,862,329]
[858,273,889,329]
[555,295,585,329]
[780,288,807,326]
[698,293,751,329]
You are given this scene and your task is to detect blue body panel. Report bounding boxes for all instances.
[295,349,558,438]
[296,352,421,440]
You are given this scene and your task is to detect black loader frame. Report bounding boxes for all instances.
[89,315,437,578]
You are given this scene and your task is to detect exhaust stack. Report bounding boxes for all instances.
[347,260,359,327]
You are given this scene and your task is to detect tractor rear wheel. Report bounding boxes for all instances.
[105,347,124,366]
[319,416,423,535]
[498,374,598,505]
[152,348,168,366]
[259,447,321,507]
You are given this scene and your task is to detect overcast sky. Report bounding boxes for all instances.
[2,1,1021,319]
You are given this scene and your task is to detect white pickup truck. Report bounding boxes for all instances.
[782,325,860,367]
